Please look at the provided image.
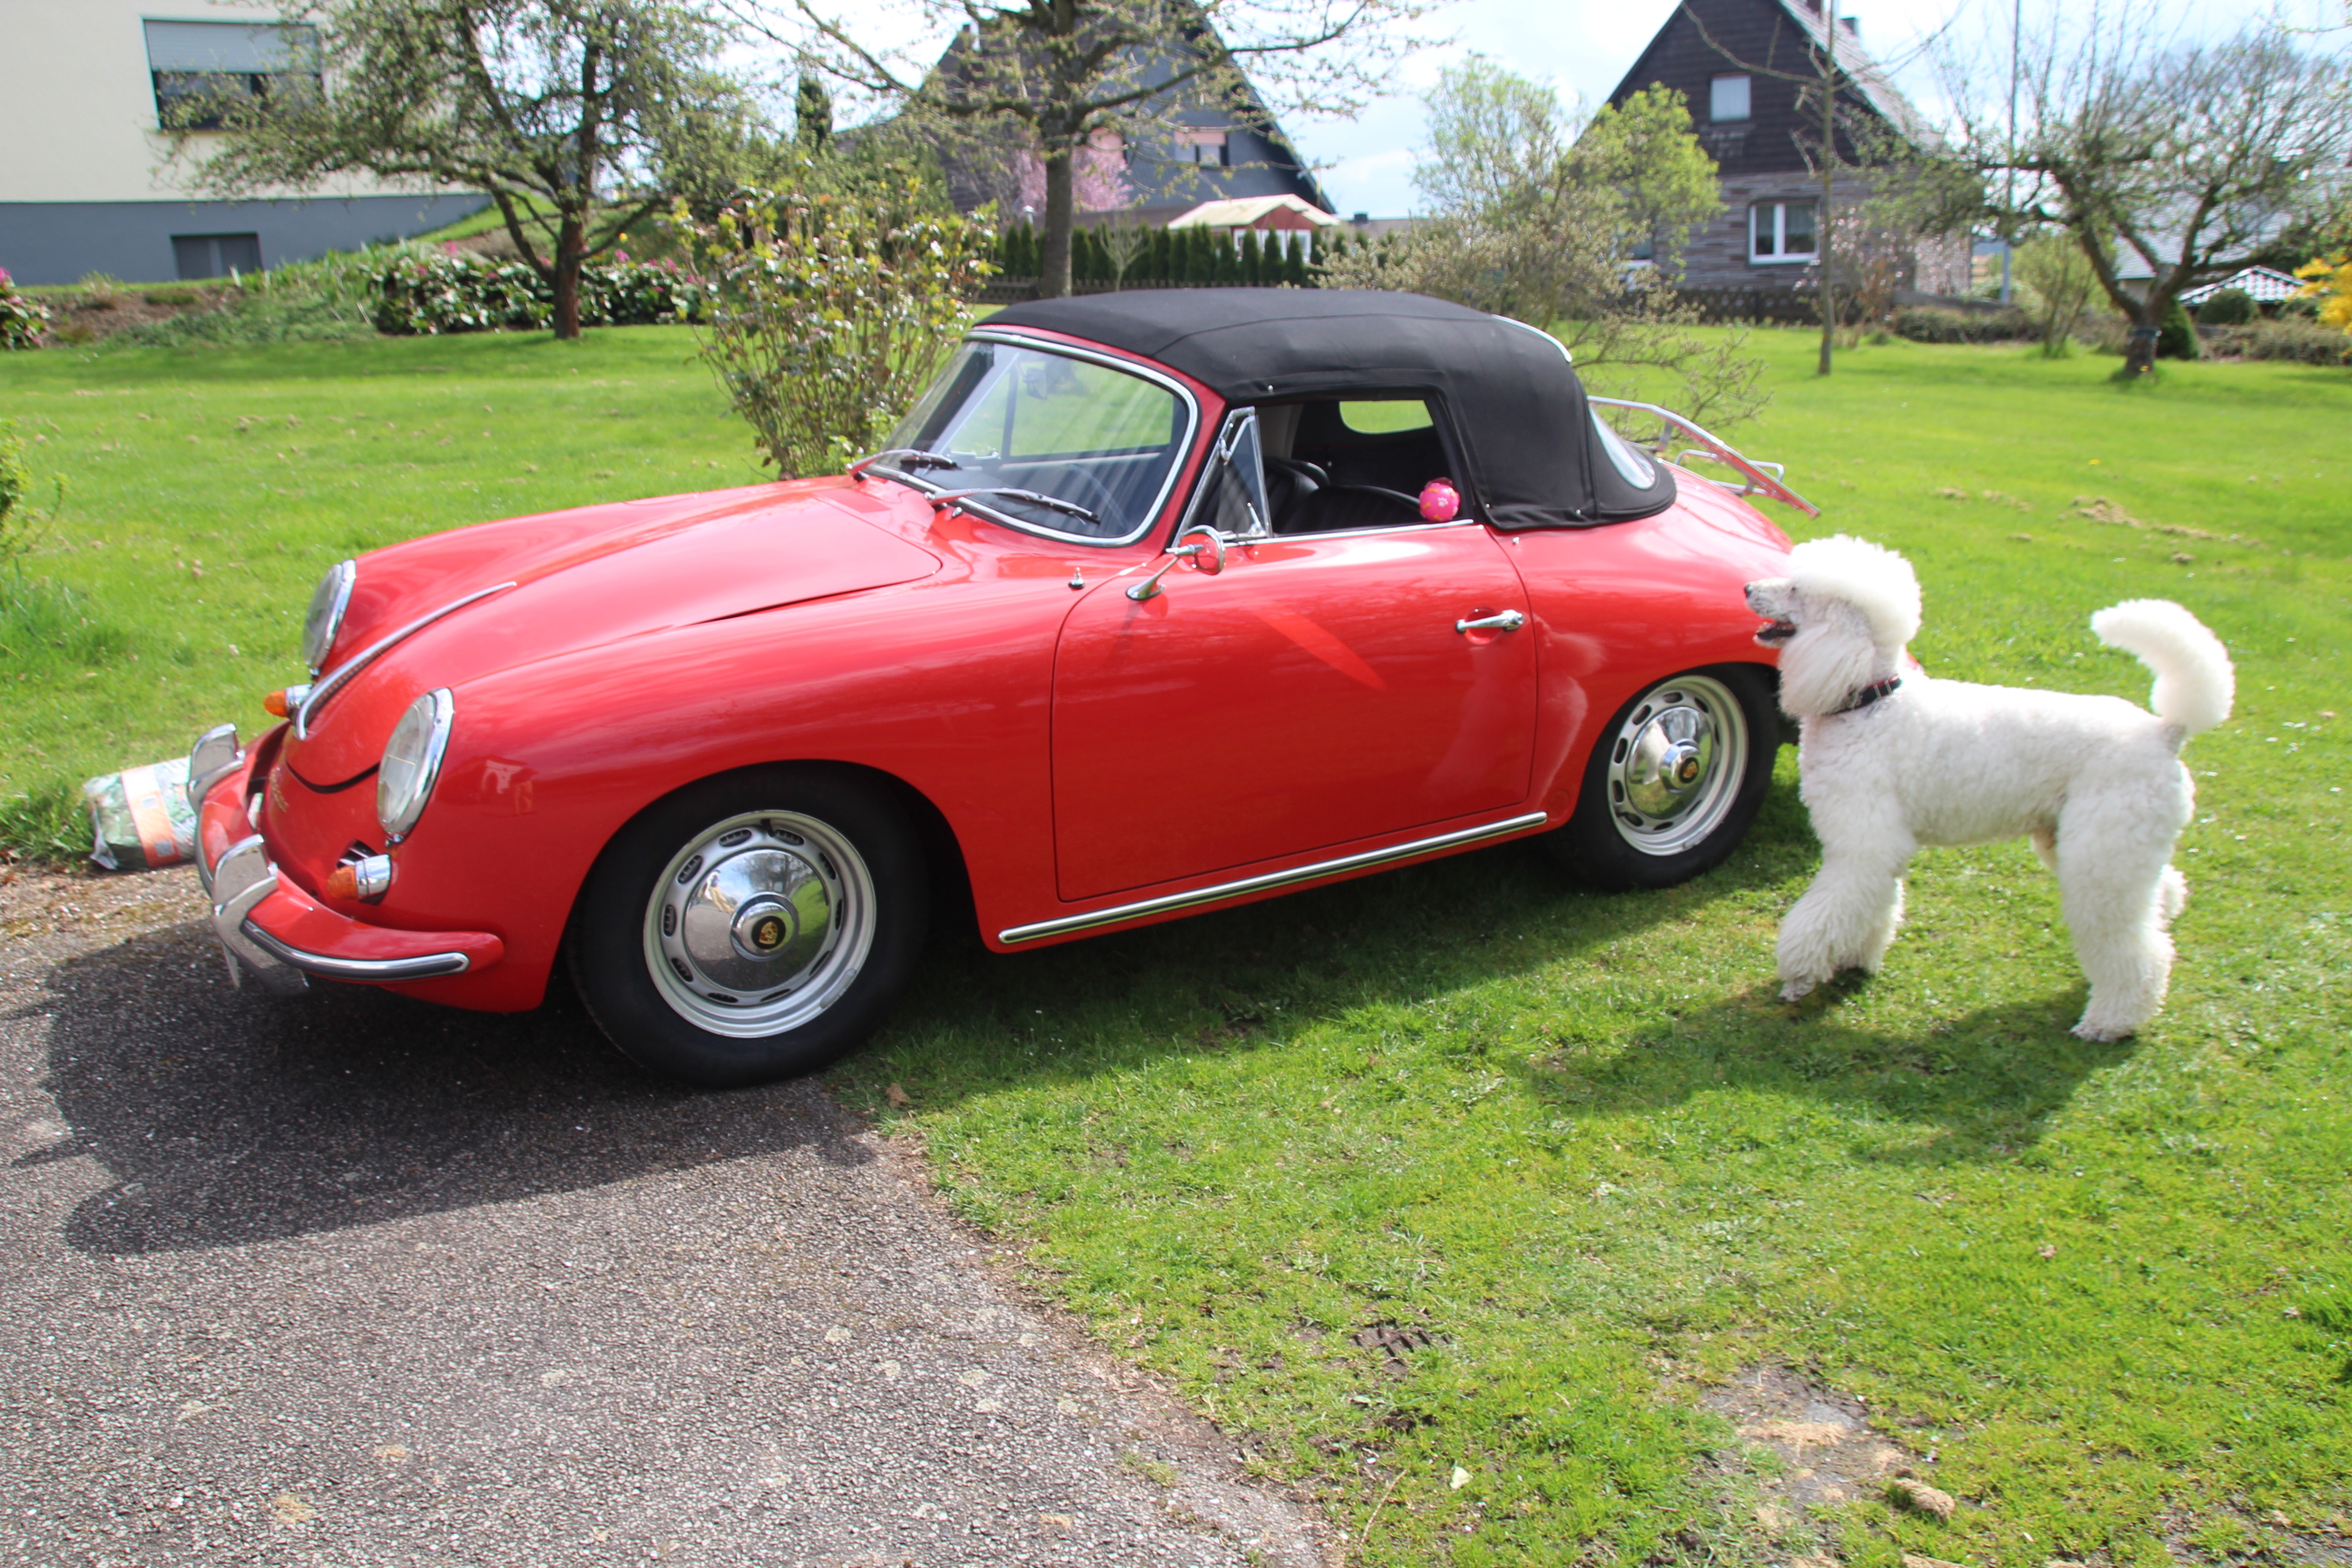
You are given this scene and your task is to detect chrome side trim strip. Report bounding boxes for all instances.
[296,582,516,739]
[998,811,1552,945]
[238,924,474,982]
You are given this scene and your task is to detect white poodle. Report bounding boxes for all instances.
[1744,535,2233,1040]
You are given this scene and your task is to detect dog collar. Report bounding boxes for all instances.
[1829,675,1903,715]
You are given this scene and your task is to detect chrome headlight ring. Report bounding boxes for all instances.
[377,688,455,843]
[301,559,358,674]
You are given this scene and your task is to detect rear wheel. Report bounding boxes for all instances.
[1544,666,1778,891]
[570,769,926,1087]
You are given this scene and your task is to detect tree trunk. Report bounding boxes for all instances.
[2122,299,2161,376]
[554,211,585,340]
[1817,13,1838,377]
[1039,145,1074,299]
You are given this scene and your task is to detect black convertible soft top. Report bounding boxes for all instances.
[984,288,1675,528]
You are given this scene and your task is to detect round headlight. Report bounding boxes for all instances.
[301,559,357,673]
[377,689,455,841]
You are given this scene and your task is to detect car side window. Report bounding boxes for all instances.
[1261,397,1460,534]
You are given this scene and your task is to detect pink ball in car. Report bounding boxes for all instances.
[1418,477,1461,523]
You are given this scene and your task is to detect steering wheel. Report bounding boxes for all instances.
[1338,485,1426,514]
[1265,456,1330,489]
[1022,464,1125,530]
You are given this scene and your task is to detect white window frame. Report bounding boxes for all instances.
[1710,74,1751,123]
[1749,201,1818,264]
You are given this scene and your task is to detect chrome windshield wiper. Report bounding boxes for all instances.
[848,447,962,478]
[926,486,1101,526]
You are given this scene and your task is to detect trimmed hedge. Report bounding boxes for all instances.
[373,252,715,335]
[2195,288,2256,325]
[2200,318,2352,366]
[1889,305,2033,343]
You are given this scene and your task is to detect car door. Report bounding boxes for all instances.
[1050,409,1538,902]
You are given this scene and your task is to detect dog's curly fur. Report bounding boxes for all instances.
[1746,535,2233,1040]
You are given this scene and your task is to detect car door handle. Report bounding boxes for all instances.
[1455,610,1526,634]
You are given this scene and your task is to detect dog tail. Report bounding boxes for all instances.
[2092,599,2234,740]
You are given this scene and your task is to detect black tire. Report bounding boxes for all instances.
[1543,664,1779,892]
[568,768,928,1088]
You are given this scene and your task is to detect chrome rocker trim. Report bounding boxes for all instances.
[297,582,515,739]
[204,833,473,989]
[998,811,1553,945]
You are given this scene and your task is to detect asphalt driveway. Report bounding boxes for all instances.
[0,867,1328,1568]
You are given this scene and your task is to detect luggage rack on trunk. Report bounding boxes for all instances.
[1590,397,1819,517]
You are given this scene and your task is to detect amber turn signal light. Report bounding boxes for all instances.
[324,863,358,898]
[325,853,393,903]
[262,682,313,720]
[263,689,290,717]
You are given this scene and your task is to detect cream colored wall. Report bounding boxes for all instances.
[0,0,439,203]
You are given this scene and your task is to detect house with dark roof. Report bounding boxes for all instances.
[1603,0,1967,299]
[925,24,1328,225]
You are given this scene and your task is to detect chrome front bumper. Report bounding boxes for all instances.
[186,724,491,993]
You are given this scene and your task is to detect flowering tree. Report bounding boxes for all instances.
[737,0,1431,298]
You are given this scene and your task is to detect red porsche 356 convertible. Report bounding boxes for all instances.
[185,289,1814,1085]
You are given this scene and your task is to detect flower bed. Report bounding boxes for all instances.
[1,270,53,349]
[373,252,715,335]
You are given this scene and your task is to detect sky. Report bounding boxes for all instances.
[762,0,2348,219]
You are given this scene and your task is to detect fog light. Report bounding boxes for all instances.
[325,854,392,903]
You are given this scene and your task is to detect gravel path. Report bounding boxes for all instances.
[0,867,1329,1568]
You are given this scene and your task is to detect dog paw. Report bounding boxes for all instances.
[1780,978,1819,1002]
[2071,1019,2138,1043]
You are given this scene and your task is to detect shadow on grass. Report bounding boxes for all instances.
[856,779,2129,1170]
[26,917,870,1258]
[1532,979,2136,1166]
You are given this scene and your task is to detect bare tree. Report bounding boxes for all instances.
[181,0,755,339]
[1327,64,1768,430]
[1942,11,2352,376]
[730,0,1431,298]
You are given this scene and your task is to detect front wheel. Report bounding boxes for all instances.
[1543,666,1779,892]
[569,769,927,1087]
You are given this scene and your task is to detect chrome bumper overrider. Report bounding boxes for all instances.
[188,724,480,992]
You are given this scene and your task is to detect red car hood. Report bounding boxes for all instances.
[284,482,941,786]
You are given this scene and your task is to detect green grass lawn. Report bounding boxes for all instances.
[3,325,2347,1564]
[0,327,766,848]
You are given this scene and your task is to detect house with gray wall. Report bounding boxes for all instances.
[0,1,485,285]
[1604,0,1968,300]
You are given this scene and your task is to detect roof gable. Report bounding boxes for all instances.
[1603,0,1933,174]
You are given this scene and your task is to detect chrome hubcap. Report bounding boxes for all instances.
[1605,674,1749,856]
[644,811,877,1038]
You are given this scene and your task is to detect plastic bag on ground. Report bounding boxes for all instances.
[83,758,197,871]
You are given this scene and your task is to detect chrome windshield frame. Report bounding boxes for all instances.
[863,329,1202,549]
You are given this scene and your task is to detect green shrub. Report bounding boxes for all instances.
[2157,296,2200,359]
[2239,317,2352,365]
[671,179,991,476]
[1890,305,2032,343]
[372,251,716,335]
[0,269,49,349]
[2195,287,2256,325]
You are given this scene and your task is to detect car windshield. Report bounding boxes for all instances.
[872,340,1191,541]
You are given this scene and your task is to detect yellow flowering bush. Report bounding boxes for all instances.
[2295,251,2352,331]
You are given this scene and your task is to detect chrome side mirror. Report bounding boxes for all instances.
[1126,525,1226,602]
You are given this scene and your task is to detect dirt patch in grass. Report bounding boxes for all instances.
[1703,1364,1916,1524]
[34,286,239,346]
